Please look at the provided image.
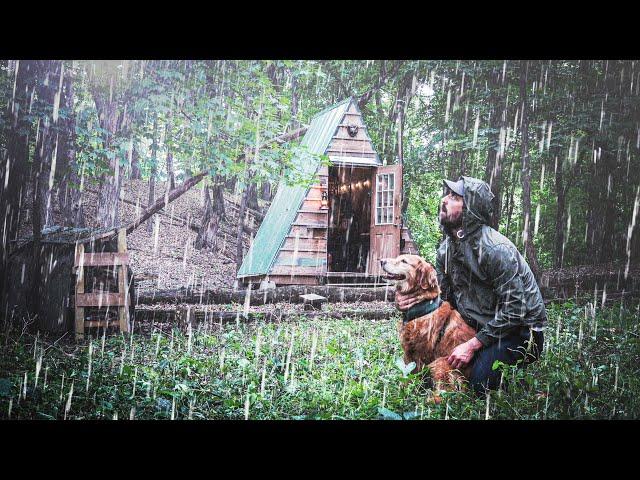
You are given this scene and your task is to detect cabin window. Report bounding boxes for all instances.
[375,173,395,225]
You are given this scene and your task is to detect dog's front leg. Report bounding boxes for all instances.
[427,357,467,392]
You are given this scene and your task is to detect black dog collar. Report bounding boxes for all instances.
[402,296,442,324]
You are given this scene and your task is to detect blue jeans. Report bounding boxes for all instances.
[468,326,544,394]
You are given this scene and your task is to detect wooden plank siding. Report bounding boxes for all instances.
[267,275,319,286]
[325,102,378,160]
[301,199,323,210]
[270,174,329,277]
[74,252,129,267]
[327,139,377,155]
[295,211,328,225]
[281,237,326,251]
[306,186,327,201]
[273,253,326,268]
[76,292,127,307]
[74,242,85,340]
[270,266,326,276]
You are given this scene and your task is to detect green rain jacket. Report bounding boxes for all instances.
[435,176,547,346]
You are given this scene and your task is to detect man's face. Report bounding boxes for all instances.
[439,190,464,229]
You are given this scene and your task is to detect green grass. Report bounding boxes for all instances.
[1,300,639,420]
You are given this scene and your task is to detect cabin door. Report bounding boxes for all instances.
[368,164,402,276]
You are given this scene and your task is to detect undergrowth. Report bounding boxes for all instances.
[1,300,639,420]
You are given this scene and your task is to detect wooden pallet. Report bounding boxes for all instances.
[74,228,130,340]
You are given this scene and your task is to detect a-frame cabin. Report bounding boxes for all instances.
[237,97,418,287]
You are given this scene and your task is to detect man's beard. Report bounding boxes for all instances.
[439,209,463,231]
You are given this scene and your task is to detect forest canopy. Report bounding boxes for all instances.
[1,60,639,285]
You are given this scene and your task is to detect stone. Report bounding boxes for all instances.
[300,293,327,311]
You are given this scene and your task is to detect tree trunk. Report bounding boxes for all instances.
[36,61,64,229]
[93,84,122,229]
[484,69,505,231]
[165,115,175,190]
[125,171,208,235]
[195,178,226,250]
[260,181,272,202]
[290,72,299,129]
[58,66,85,228]
[458,151,468,176]
[30,60,63,328]
[553,151,566,268]
[130,142,141,179]
[147,113,158,233]
[486,140,503,230]
[519,60,541,282]
[225,176,236,193]
[505,175,516,239]
[598,152,617,264]
[137,284,400,306]
[397,98,404,165]
[235,152,253,272]
[166,152,175,190]
[1,60,36,296]
[246,181,259,213]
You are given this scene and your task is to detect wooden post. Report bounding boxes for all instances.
[75,242,85,341]
[118,228,130,333]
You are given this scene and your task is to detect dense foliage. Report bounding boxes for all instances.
[1,60,638,271]
[1,300,639,420]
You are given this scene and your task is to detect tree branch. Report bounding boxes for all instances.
[358,61,402,110]
[123,126,309,235]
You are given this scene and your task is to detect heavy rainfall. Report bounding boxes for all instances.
[0,60,639,420]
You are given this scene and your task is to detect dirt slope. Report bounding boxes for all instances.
[15,179,265,294]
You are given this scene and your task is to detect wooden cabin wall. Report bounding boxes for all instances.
[5,244,75,333]
[325,102,377,161]
[5,251,32,325]
[270,165,328,284]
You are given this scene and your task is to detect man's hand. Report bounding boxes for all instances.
[395,291,423,311]
[447,337,483,369]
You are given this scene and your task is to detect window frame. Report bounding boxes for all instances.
[375,172,395,225]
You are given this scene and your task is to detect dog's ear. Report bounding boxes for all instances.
[418,262,438,291]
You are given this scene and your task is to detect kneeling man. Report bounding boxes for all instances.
[396,176,547,393]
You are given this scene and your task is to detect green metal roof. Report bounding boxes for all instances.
[237,97,352,278]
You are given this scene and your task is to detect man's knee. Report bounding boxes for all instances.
[469,365,503,394]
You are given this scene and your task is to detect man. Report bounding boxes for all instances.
[395,176,547,393]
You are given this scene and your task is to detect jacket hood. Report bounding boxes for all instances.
[461,176,494,236]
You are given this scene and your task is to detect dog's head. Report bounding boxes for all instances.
[380,254,440,295]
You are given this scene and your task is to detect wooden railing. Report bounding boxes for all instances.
[73,228,130,339]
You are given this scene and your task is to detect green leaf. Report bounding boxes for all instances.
[395,357,416,378]
[492,360,506,371]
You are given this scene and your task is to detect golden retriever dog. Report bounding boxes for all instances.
[381,254,476,392]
